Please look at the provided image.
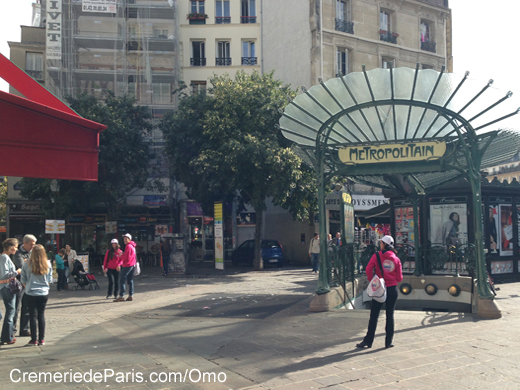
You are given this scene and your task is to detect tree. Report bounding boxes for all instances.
[21,93,161,220]
[162,71,318,269]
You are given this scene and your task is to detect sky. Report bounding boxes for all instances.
[1,1,519,126]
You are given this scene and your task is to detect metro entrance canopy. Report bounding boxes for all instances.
[279,66,520,300]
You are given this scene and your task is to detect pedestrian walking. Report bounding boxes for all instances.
[0,238,22,345]
[114,233,136,302]
[309,233,320,273]
[103,239,122,299]
[21,244,52,346]
[55,249,67,292]
[11,234,36,338]
[357,235,403,349]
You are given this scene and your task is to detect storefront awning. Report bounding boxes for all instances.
[0,54,106,181]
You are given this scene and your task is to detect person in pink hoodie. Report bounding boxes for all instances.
[357,235,403,349]
[114,233,136,302]
[103,239,122,299]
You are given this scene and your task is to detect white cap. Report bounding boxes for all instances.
[123,233,132,240]
[381,235,394,246]
[111,239,119,244]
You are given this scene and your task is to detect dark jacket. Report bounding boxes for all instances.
[12,244,31,281]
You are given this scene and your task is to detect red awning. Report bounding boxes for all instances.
[0,54,106,181]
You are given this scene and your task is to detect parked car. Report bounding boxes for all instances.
[231,239,284,267]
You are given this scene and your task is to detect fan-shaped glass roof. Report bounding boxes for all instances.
[280,67,520,194]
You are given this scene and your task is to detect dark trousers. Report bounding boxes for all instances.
[13,288,30,335]
[163,255,170,275]
[106,269,119,297]
[26,294,48,342]
[57,269,66,291]
[363,285,398,347]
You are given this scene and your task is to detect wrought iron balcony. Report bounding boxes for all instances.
[241,57,257,65]
[240,16,256,23]
[190,57,206,66]
[215,16,231,24]
[26,70,44,81]
[421,40,436,53]
[379,30,398,44]
[335,18,354,34]
[216,57,232,66]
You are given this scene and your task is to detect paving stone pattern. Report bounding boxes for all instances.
[1,265,520,389]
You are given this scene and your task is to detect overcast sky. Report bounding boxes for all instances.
[1,1,519,127]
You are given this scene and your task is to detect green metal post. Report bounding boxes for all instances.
[316,149,330,295]
[413,196,422,276]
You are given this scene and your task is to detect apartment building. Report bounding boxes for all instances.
[178,0,261,94]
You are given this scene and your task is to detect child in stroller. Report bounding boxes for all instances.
[71,259,99,290]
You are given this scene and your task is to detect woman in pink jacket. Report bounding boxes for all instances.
[357,235,403,349]
[114,233,137,302]
[103,239,122,299]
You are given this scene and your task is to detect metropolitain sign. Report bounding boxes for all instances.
[338,141,446,164]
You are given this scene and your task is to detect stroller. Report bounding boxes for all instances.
[71,259,100,290]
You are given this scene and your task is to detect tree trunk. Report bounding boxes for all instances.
[253,205,264,270]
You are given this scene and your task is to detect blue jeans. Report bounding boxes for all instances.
[311,253,320,272]
[57,269,66,291]
[1,286,16,343]
[106,269,119,297]
[163,255,170,275]
[119,266,135,298]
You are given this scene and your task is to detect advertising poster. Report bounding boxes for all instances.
[106,221,117,234]
[488,205,499,254]
[46,0,62,59]
[155,225,168,236]
[82,0,117,13]
[45,220,65,234]
[394,203,418,256]
[429,202,468,247]
[76,254,89,273]
[499,204,513,256]
[214,202,224,270]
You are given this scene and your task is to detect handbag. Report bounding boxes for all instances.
[134,261,141,276]
[366,251,387,303]
[9,278,23,294]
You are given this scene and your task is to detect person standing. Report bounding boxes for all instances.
[161,239,171,276]
[12,234,36,337]
[0,238,22,345]
[21,245,52,346]
[103,239,122,299]
[64,245,77,285]
[357,235,403,349]
[55,249,66,292]
[309,233,320,273]
[114,233,136,302]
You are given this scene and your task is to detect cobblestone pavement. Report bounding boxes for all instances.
[1,264,520,390]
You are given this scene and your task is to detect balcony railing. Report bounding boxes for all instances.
[190,58,206,66]
[241,57,257,65]
[421,40,436,53]
[380,30,398,44]
[216,57,232,66]
[240,16,256,23]
[26,69,44,81]
[335,18,354,34]
[215,16,231,24]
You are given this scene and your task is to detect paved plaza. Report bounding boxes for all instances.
[1,264,520,389]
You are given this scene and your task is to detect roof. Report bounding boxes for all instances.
[280,66,520,196]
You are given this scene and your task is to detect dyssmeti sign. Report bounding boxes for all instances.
[338,141,446,164]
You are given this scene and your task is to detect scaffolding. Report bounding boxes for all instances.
[43,0,180,175]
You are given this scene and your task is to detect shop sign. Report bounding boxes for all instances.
[429,196,467,204]
[214,202,224,270]
[187,203,203,216]
[326,194,389,211]
[9,203,43,214]
[338,141,446,164]
[69,215,106,223]
[46,0,62,59]
[106,221,117,234]
[144,195,167,206]
[45,220,65,234]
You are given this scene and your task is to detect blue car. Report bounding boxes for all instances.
[231,239,284,267]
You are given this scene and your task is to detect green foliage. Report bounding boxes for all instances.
[162,71,318,268]
[20,93,160,219]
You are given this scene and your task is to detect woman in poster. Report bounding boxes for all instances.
[441,212,460,247]
[488,207,498,253]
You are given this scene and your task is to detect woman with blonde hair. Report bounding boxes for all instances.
[21,245,52,346]
[0,238,21,345]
